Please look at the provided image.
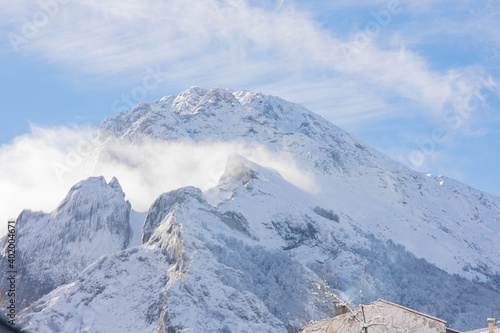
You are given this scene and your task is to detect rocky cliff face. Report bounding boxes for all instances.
[0,176,132,309]
[7,87,500,332]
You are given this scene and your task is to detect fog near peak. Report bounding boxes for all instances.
[0,125,319,235]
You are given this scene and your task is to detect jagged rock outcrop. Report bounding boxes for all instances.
[0,176,132,309]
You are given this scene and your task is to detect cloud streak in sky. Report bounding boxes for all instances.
[1,0,497,126]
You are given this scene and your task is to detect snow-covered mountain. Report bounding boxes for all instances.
[98,87,500,284]
[5,87,500,332]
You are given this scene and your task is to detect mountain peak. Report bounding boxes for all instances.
[56,176,128,213]
[98,87,385,176]
[219,154,262,185]
[109,176,124,194]
[141,186,205,244]
[1,176,132,310]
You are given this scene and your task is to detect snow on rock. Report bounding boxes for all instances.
[19,246,169,333]
[0,176,132,309]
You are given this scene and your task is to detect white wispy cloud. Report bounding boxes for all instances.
[1,0,497,126]
[0,125,319,236]
[0,125,98,234]
[1,0,499,202]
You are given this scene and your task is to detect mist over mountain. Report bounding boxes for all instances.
[3,87,499,332]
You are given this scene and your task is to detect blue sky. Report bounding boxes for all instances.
[0,0,499,201]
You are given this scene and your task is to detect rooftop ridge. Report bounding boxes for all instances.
[373,299,447,324]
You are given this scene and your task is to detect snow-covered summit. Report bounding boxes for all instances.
[219,154,263,185]
[99,87,392,176]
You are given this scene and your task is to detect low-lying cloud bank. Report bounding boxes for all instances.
[0,124,318,236]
